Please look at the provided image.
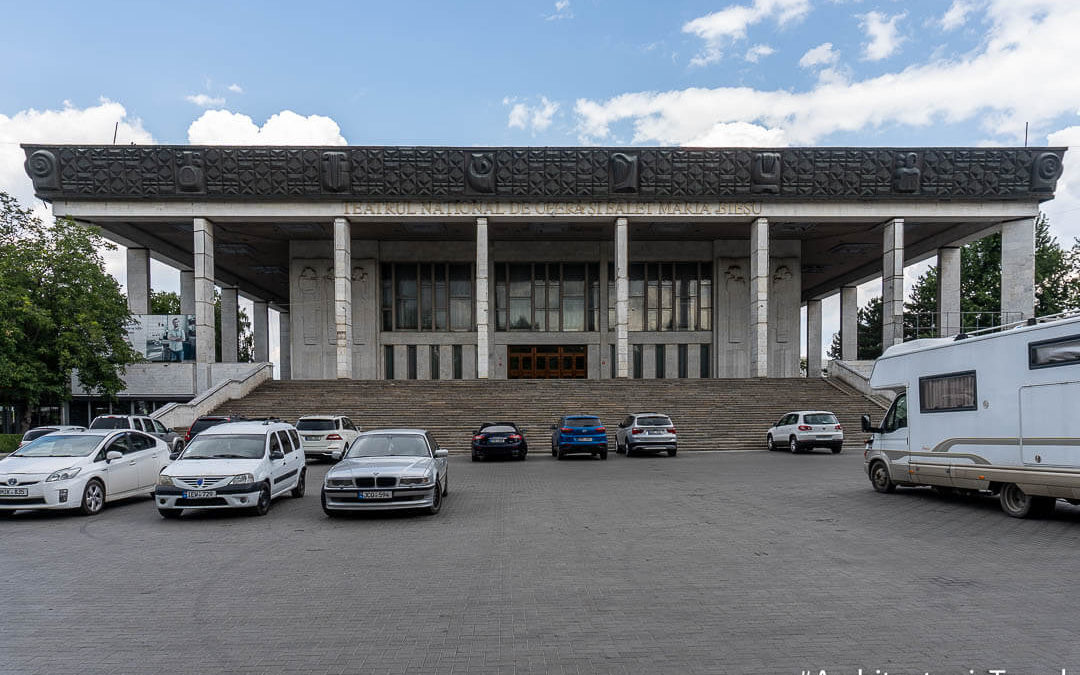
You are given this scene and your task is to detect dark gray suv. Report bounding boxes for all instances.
[615,413,677,457]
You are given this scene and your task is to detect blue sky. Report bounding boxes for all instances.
[2,0,1079,360]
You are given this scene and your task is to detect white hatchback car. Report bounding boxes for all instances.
[155,421,306,518]
[767,410,844,454]
[295,415,361,461]
[0,430,171,516]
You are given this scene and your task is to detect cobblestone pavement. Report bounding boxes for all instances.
[2,448,1079,675]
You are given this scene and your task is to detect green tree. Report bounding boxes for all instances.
[827,296,883,360]
[150,290,180,314]
[150,290,254,362]
[0,192,140,430]
[1034,213,1074,316]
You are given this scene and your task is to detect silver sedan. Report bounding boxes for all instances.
[320,429,449,516]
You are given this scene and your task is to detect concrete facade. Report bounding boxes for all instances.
[840,286,859,360]
[1001,217,1036,321]
[192,217,215,391]
[806,299,822,377]
[220,287,239,363]
[937,246,962,337]
[125,247,150,314]
[881,218,905,349]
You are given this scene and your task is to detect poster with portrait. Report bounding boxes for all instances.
[126,314,196,361]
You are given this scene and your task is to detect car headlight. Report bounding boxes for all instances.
[230,473,255,485]
[45,467,81,482]
[399,475,432,486]
[157,473,174,486]
[326,478,352,487]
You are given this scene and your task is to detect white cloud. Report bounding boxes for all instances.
[799,42,839,68]
[941,0,978,30]
[683,0,810,65]
[227,83,244,94]
[504,96,560,134]
[860,11,906,61]
[574,1,1080,149]
[1044,123,1080,243]
[185,93,226,107]
[187,109,347,145]
[744,44,776,63]
[546,0,573,21]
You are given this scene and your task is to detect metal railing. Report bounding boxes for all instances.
[903,311,1024,341]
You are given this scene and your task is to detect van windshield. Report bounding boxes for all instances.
[804,414,838,425]
[182,434,265,459]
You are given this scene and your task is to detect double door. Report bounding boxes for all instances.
[508,346,587,379]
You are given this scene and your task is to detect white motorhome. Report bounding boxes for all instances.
[862,313,1080,518]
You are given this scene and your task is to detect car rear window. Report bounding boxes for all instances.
[565,417,601,426]
[636,416,671,427]
[482,425,516,434]
[21,428,58,442]
[803,413,838,425]
[188,418,229,436]
[90,417,129,429]
[296,419,336,431]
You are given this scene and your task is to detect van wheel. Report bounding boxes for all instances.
[251,483,271,516]
[869,461,896,493]
[158,508,182,519]
[290,469,306,498]
[999,483,1056,518]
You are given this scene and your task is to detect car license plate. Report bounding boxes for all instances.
[304,435,321,441]
[359,490,392,500]
[183,490,216,498]
[489,438,504,443]
[0,487,28,497]
[575,436,591,441]
[648,429,664,435]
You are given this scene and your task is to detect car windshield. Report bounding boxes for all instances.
[12,435,101,457]
[21,428,58,442]
[481,425,516,434]
[296,419,336,431]
[804,414,838,425]
[345,435,429,458]
[90,417,129,429]
[637,416,671,427]
[565,417,600,427]
[181,434,265,459]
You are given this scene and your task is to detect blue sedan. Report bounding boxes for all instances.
[550,415,608,460]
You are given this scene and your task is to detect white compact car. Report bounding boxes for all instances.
[155,421,306,518]
[321,429,449,516]
[0,430,171,516]
[295,415,361,461]
[767,410,844,454]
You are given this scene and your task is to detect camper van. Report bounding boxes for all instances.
[862,313,1080,518]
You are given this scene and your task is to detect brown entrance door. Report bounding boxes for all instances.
[508,346,587,378]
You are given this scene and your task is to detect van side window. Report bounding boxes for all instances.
[288,429,301,449]
[883,394,908,432]
[268,432,282,456]
[1029,334,1080,369]
[919,371,977,413]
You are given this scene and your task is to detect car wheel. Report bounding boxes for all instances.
[320,490,337,518]
[831,445,842,454]
[616,440,625,454]
[626,444,634,457]
[519,452,527,461]
[442,475,448,497]
[789,437,799,454]
[291,469,306,498]
[158,508,182,519]
[471,451,480,462]
[251,483,271,516]
[551,443,557,457]
[999,483,1056,518]
[0,510,15,518]
[667,448,677,457]
[426,481,443,515]
[600,448,608,460]
[869,461,896,494]
[79,479,105,516]
[556,448,565,460]
[767,435,774,451]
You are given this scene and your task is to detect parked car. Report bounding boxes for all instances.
[550,415,608,460]
[154,421,306,518]
[767,411,844,454]
[321,429,449,516]
[184,415,248,443]
[471,422,528,461]
[295,415,361,461]
[90,414,185,454]
[615,413,677,457]
[17,425,86,449]
[0,430,171,516]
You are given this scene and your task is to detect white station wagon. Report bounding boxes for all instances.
[155,421,306,518]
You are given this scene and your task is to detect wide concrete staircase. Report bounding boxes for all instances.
[210,379,885,454]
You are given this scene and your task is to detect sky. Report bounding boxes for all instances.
[2,0,1080,365]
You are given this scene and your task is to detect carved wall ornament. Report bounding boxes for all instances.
[176,151,205,193]
[893,152,921,193]
[772,265,793,282]
[465,152,495,194]
[321,151,350,192]
[25,149,59,190]
[725,265,745,282]
[609,152,638,193]
[351,265,368,282]
[1031,152,1064,192]
[751,152,781,194]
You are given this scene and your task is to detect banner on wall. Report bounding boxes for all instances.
[126,314,196,362]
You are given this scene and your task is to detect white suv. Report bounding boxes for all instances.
[767,410,844,454]
[154,421,306,518]
[295,415,361,461]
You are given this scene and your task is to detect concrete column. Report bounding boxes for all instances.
[333,217,353,379]
[937,246,961,337]
[1001,218,1036,321]
[749,218,769,377]
[475,217,490,379]
[615,218,630,378]
[278,310,291,380]
[253,300,269,362]
[193,219,215,386]
[180,270,195,314]
[806,299,822,377]
[126,247,150,314]
[882,218,905,348]
[840,286,858,360]
[220,287,239,362]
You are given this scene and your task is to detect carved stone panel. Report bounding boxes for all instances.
[1031,151,1064,193]
[175,151,205,193]
[893,152,921,193]
[609,153,638,194]
[768,257,801,377]
[292,259,334,379]
[321,151,351,192]
[25,149,59,191]
[717,258,749,378]
[751,152,781,194]
[465,152,495,194]
[350,259,377,380]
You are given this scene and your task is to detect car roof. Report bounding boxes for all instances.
[198,421,293,434]
[479,421,518,428]
[563,414,600,419]
[297,415,340,420]
[358,428,427,435]
[28,425,85,431]
[631,412,670,417]
[53,429,126,437]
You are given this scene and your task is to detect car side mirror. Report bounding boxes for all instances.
[168,451,180,461]
[434,448,449,458]
[269,450,285,460]
[861,415,875,433]
[106,450,123,462]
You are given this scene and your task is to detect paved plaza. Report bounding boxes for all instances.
[2,448,1078,675]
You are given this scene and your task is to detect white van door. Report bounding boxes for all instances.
[1019,381,1080,469]
[876,392,911,482]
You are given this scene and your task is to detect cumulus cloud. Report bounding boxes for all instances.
[185,93,226,107]
[187,109,347,145]
[860,11,906,61]
[227,83,244,94]
[546,0,572,21]
[683,0,810,65]
[574,1,1080,148]
[504,96,560,134]
[799,42,839,68]
[744,44,776,63]
[941,0,978,30]
[1044,123,1080,243]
